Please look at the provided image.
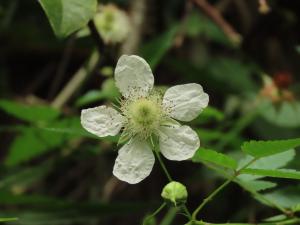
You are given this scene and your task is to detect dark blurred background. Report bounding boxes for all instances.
[1,0,300,224]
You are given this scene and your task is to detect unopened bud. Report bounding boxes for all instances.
[95,4,130,44]
[161,181,188,207]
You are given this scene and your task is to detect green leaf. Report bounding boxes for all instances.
[262,187,300,209]
[196,129,224,142]
[260,100,300,128]
[206,57,257,93]
[5,117,93,166]
[187,220,300,225]
[263,214,287,222]
[193,106,224,124]
[40,117,119,143]
[192,148,238,170]
[0,99,60,123]
[0,162,51,190]
[240,169,300,180]
[5,128,65,166]
[140,25,179,69]
[238,180,277,192]
[75,78,120,107]
[75,90,107,107]
[238,150,295,181]
[184,11,231,47]
[0,218,18,222]
[242,138,300,158]
[159,207,177,225]
[0,192,149,225]
[38,0,97,37]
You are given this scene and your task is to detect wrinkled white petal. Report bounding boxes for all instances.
[163,83,209,122]
[113,138,155,184]
[159,125,200,161]
[114,55,154,98]
[81,106,124,137]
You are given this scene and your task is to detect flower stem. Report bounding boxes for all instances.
[153,148,192,220]
[183,205,192,219]
[143,202,166,225]
[154,149,172,182]
[192,178,233,220]
[192,158,257,221]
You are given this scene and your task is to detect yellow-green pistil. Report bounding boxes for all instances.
[121,95,166,140]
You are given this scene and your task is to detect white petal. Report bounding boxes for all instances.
[114,55,154,98]
[162,83,209,122]
[159,125,200,161]
[81,106,124,137]
[113,138,155,184]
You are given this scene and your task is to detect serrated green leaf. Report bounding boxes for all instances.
[38,0,97,37]
[242,138,300,158]
[241,169,300,180]
[192,148,238,170]
[0,99,60,123]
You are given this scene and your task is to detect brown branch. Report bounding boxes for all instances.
[51,51,100,109]
[190,0,242,45]
[48,35,76,99]
[120,0,148,54]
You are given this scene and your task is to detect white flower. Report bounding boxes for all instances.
[81,55,209,184]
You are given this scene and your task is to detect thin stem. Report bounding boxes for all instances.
[191,0,241,44]
[49,34,76,99]
[203,159,291,215]
[51,51,99,109]
[182,205,192,220]
[192,178,233,220]
[199,218,300,225]
[192,158,257,220]
[143,202,166,225]
[154,149,172,182]
[153,148,192,220]
[244,185,288,214]
[87,20,104,54]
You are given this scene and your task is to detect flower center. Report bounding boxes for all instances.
[130,98,160,124]
[121,95,165,140]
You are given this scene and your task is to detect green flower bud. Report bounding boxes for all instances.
[94,4,130,44]
[161,181,188,207]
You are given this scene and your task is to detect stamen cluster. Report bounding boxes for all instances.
[120,92,166,140]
